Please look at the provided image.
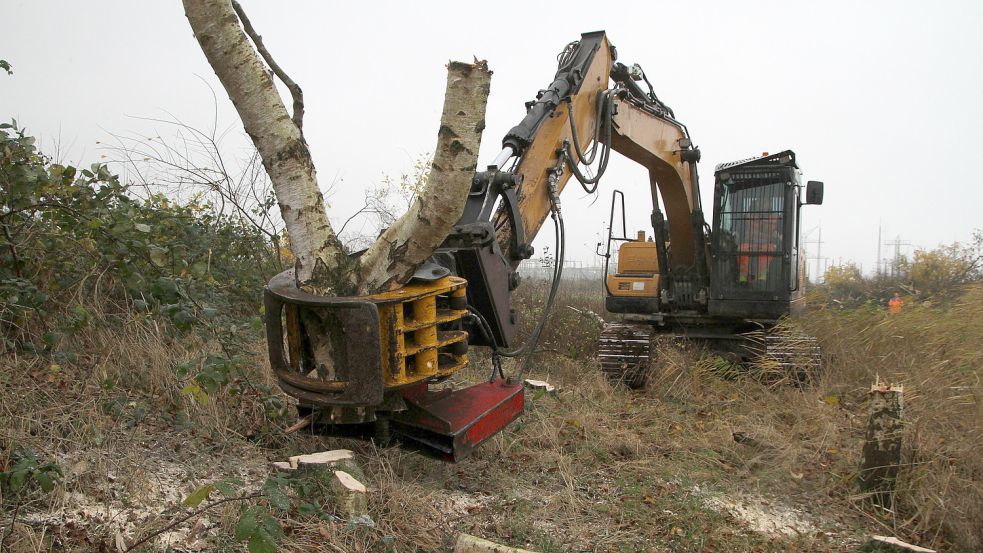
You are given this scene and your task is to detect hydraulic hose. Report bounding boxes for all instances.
[469,167,566,383]
[563,91,614,192]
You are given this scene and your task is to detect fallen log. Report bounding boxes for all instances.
[454,534,539,553]
[860,535,935,552]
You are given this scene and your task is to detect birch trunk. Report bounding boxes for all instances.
[357,61,491,294]
[183,0,353,295]
[184,0,491,297]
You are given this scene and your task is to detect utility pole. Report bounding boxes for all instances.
[805,225,826,282]
[877,222,882,276]
[882,235,912,278]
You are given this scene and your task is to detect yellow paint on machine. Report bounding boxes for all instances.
[608,231,660,298]
[284,276,470,389]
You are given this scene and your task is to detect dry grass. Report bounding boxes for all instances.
[2,282,980,551]
[800,285,983,551]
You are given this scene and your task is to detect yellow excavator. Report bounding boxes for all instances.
[263,31,824,460]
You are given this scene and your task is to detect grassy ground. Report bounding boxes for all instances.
[2,282,980,552]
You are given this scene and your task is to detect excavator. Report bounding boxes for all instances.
[263,31,824,461]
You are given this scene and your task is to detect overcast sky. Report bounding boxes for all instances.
[4,0,982,277]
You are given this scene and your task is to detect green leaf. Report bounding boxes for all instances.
[214,480,236,496]
[235,507,259,541]
[183,484,215,507]
[172,309,195,330]
[296,501,322,517]
[265,485,291,511]
[134,223,151,233]
[247,532,276,553]
[35,471,54,492]
[181,383,209,405]
[149,246,168,267]
[190,260,209,277]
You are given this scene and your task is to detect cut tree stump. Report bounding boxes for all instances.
[523,379,556,393]
[330,470,367,518]
[858,382,904,506]
[454,533,539,553]
[287,449,353,469]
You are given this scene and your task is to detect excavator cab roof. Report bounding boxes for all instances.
[713,150,798,174]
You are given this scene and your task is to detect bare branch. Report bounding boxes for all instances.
[231,0,305,133]
[124,492,266,552]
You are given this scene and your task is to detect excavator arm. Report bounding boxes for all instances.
[442,31,709,351]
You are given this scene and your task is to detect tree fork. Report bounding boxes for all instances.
[185,0,492,297]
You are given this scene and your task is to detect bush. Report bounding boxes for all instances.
[0,122,281,351]
[812,232,982,308]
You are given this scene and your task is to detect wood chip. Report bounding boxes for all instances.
[287,449,353,469]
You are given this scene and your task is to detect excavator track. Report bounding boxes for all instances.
[752,327,823,386]
[598,322,654,389]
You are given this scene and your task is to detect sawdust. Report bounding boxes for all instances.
[436,490,491,517]
[20,449,268,550]
[703,491,819,537]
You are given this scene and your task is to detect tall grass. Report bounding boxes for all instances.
[803,285,983,551]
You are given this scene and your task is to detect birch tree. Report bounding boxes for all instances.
[182,0,490,296]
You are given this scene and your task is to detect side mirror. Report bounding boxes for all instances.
[805,180,824,205]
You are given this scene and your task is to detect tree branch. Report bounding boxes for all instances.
[124,492,266,552]
[231,0,305,133]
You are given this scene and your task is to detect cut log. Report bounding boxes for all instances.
[858,382,904,506]
[288,449,353,469]
[454,533,539,553]
[861,535,936,552]
[330,470,367,518]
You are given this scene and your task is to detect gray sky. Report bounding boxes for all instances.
[4,0,982,276]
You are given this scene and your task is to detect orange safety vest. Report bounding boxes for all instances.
[888,296,903,313]
[738,243,776,283]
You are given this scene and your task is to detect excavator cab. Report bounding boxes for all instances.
[708,150,822,320]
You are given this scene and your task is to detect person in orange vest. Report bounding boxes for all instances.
[888,292,904,313]
[738,215,779,284]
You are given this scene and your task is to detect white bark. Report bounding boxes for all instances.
[183,0,351,294]
[357,61,492,294]
[184,1,491,297]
